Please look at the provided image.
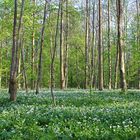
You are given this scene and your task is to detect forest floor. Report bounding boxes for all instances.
[0,89,140,140]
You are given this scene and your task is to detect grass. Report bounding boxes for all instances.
[0,89,140,140]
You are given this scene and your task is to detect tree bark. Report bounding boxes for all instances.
[136,0,140,89]
[114,40,119,89]
[117,0,127,92]
[50,1,61,106]
[36,1,47,94]
[16,0,25,91]
[85,0,89,89]
[76,46,80,88]
[90,1,95,91]
[60,0,65,89]
[98,0,103,90]
[31,0,35,90]
[64,0,69,88]
[21,37,28,93]
[94,30,98,90]
[108,0,112,89]
[9,0,18,101]
[16,0,25,74]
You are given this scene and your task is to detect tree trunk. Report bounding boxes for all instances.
[90,1,95,91]
[108,0,112,89]
[76,46,79,88]
[18,54,21,89]
[31,0,35,90]
[114,40,119,89]
[50,1,61,106]
[117,0,127,92]
[98,0,103,90]
[64,0,69,88]
[60,0,65,89]
[94,30,98,90]
[21,38,28,93]
[136,0,140,89]
[36,1,47,94]
[85,0,89,89]
[9,0,18,101]
[16,0,25,74]
[5,39,8,88]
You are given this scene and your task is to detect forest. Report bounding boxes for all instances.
[0,0,140,139]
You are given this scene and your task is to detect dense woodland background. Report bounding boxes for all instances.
[0,0,139,101]
[0,0,140,139]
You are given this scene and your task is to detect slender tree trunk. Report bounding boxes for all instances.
[88,0,91,88]
[108,0,112,89]
[50,28,53,89]
[50,1,61,106]
[93,10,99,90]
[16,0,25,91]
[18,54,21,89]
[60,0,65,89]
[64,0,69,88]
[21,37,28,93]
[114,41,119,89]
[98,0,103,90]
[85,0,89,89]
[9,0,18,101]
[76,46,79,88]
[31,0,35,90]
[5,39,8,88]
[114,14,119,89]
[36,1,47,94]
[16,0,25,73]
[94,30,98,90]
[117,0,127,92]
[136,0,140,89]
[90,1,95,91]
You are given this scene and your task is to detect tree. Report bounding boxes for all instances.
[85,0,89,89]
[60,0,65,89]
[64,0,69,88]
[17,0,25,90]
[9,0,25,101]
[21,40,28,93]
[98,0,103,90]
[108,0,112,89]
[117,0,127,92]
[50,1,61,106]
[0,0,138,91]
[31,0,36,90]
[114,37,119,89]
[9,0,18,101]
[136,0,140,89]
[36,0,48,94]
[90,0,95,91]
